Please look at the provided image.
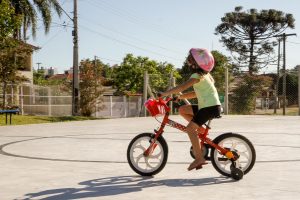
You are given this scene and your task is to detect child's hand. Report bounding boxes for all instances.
[157,92,162,98]
[173,96,180,103]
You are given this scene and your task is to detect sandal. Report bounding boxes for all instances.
[196,162,208,170]
[188,159,208,171]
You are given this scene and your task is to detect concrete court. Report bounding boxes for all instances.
[0,115,300,200]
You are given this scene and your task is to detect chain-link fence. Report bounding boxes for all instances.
[0,84,142,118]
[96,96,142,118]
[254,72,299,115]
[19,84,72,116]
[147,70,299,116]
[1,68,299,117]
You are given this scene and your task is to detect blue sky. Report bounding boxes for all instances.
[29,0,300,73]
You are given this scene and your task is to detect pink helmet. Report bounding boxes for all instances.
[189,48,215,72]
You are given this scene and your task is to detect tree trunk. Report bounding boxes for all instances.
[249,37,255,75]
[23,18,27,42]
[2,82,7,109]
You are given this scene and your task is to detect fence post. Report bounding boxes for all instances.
[224,65,229,115]
[11,84,14,105]
[171,76,176,114]
[168,72,174,115]
[48,87,52,116]
[143,71,148,117]
[123,96,127,117]
[110,96,113,117]
[95,99,98,118]
[31,84,35,105]
[298,65,300,116]
[137,96,142,117]
[147,85,155,98]
[20,85,24,115]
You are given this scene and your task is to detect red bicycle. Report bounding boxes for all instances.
[127,97,256,180]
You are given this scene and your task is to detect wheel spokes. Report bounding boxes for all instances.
[215,137,253,174]
[131,137,164,172]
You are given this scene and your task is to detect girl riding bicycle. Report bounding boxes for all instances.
[160,48,221,171]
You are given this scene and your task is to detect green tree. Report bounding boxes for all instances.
[0,40,31,108]
[0,0,26,109]
[114,54,180,95]
[0,0,22,40]
[33,69,64,86]
[210,51,233,94]
[79,59,104,117]
[230,74,272,114]
[215,6,295,74]
[10,0,62,40]
[278,73,298,105]
[100,63,115,86]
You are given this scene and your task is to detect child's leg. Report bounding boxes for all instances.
[178,105,195,122]
[186,121,207,170]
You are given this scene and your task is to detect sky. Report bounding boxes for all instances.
[28,0,300,74]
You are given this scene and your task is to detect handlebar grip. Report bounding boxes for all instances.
[172,96,178,101]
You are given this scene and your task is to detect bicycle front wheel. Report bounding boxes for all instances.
[127,133,168,176]
[210,132,256,177]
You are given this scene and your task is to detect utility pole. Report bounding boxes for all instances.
[94,56,98,117]
[36,62,42,71]
[72,0,80,116]
[56,0,80,115]
[274,39,281,114]
[274,33,297,115]
[224,64,229,115]
[143,71,148,117]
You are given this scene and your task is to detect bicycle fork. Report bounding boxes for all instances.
[201,136,236,160]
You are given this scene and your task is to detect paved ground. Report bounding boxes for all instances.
[0,115,300,200]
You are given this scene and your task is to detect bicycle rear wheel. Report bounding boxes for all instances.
[127,133,168,176]
[210,132,256,177]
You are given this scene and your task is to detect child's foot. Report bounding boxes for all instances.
[188,158,207,171]
[196,162,208,170]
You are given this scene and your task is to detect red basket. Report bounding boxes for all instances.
[144,99,166,117]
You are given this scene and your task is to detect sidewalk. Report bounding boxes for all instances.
[0,115,300,200]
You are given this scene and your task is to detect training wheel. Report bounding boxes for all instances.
[231,168,244,180]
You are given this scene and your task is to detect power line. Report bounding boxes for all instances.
[96,56,122,64]
[85,0,190,45]
[56,1,73,21]
[35,19,72,48]
[79,24,182,62]
[40,29,65,48]
[287,40,300,45]
[79,17,183,56]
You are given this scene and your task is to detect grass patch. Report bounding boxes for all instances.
[0,114,102,126]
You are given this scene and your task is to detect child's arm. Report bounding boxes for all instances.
[161,78,199,97]
[178,91,197,100]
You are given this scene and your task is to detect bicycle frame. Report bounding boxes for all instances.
[144,99,236,161]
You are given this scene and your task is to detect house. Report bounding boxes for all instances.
[37,67,58,78]
[17,41,40,84]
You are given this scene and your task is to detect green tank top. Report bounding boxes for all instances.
[190,73,221,109]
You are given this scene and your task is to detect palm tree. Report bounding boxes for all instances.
[10,0,62,40]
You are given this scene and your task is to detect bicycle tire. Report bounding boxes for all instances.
[127,133,168,176]
[210,132,256,177]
